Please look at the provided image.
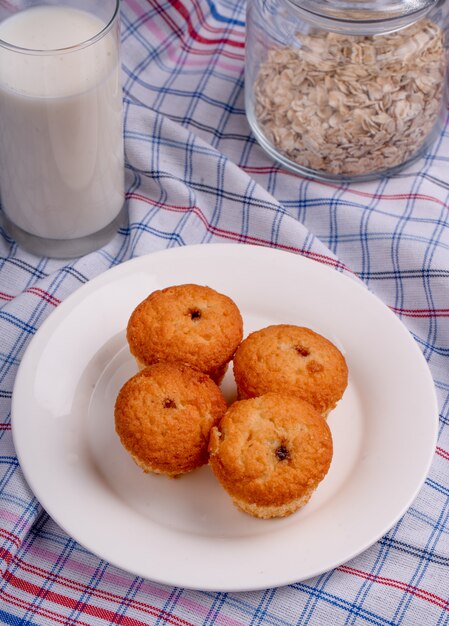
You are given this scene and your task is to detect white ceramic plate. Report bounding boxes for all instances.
[12,243,438,592]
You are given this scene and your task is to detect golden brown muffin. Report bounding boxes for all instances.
[233,324,348,416]
[208,393,333,518]
[126,284,243,384]
[115,362,227,477]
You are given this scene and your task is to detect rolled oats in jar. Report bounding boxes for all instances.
[245,0,449,181]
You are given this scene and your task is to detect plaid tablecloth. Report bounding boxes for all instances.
[1,0,449,624]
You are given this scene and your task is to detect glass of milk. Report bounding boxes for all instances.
[0,0,125,258]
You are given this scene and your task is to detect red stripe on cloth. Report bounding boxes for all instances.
[4,573,195,626]
[390,306,449,318]
[240,166,449,210]
[4,561,195,626]
[0,423,11,430]
[1,587,91,626]
[0,547,14,568]
[0,289,60,306]
[319,185,449,209]
[128,191,348,271]
[177,43,244,60]
[0,291,14,302]
[240,165,292,177]
[141,0,244,60]
[25,288,61,307]
[165,0,245,48]
[0,528,22,550]
[436,446,449,461]
[338,565,449,610]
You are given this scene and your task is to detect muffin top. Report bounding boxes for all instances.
[127,284,243,377]
[233,324,348,415]
[208,392,333,508]
[115,362,227,476]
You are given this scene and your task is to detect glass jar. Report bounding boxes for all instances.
[245,0,449,181]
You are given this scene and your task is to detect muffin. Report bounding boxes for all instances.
[127,284,243,383]
[208,393,333,518]
[233,324,348,416]
[115,362,227,477]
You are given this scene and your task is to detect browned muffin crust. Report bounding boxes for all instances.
[126,284,243,383]
[208,393,333,518]
[115,362,228,477]
[233,324,348,416]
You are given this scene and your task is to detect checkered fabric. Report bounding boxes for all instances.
[1,0,449,624]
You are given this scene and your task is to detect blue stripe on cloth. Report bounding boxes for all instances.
[392,501,449,625]
[341,531,402,626]
[426,478,449,497]
[205,0,246,26]
[290,583,399,626]
[0,609,39,626]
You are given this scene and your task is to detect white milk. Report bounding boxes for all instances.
[0,6,124,240]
